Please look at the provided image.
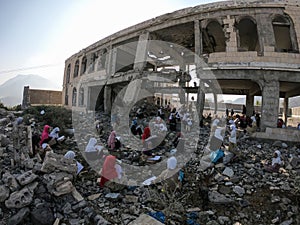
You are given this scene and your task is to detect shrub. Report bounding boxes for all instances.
[23,105,73,135]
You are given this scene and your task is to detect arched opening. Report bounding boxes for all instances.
[74,60,79,78]
[202,20,226,54]
[94,86,105,111]
[88,52,97,73]
[81,56,87,75]
[236,17,260,52]
[72,88,77,106]
[66,64,71,83]
[272,15,297,52]
[65,87,69,106]
[79,87,84,106]
[97,48,107,70]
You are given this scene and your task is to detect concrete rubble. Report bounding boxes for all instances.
[0,107,299,225]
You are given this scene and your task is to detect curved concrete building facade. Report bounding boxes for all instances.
[63,0,300,131]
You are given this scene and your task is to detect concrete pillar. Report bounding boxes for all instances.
[87,87,91,111]
[194,20,202,56]
[134,32,149,71]
[213,92,217,114]
[105,46,111,74]
[197,80,205,118]
[261,79,280,130]
[179,89,185,104]
[246,94,254,116]
[107,46,117,76]
[256,14,275,53]
[22,86,30,109]
[194,20,205,118]
[104,86,112,113]
[83,86,88,108]
[223,15,237,52]
[283,97,289,125]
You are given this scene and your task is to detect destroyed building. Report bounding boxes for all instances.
[22,86,62,108]
[62,0,300,131]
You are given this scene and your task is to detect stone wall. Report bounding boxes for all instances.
[22,86,62,108]
[291,107,300,118]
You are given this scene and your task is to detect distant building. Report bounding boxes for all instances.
[22,86,62,108]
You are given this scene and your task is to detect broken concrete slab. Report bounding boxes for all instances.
[128,213,164,225]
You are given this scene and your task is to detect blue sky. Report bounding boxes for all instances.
[0,0,225,89]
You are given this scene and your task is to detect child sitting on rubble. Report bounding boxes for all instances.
[228,124,240,161]
[39,124,51,146]
[151,156,183,192]
[99,154,123,188]
[263,150,283,173]
[142,126,151,146]
[141,141,154,162]
[84,137,104,160]
[154,116,168,133]
[107,130,121,151]
[210,144,225,164]
[246,115,257,134]
[130,118,143,137]
[85,137,104,152]
[64,150,84,175]
[39,143,53,160]
[48,127,65,146]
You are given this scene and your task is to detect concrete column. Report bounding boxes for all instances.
[194,20,202,56]
[256,14,275,53]
[87,87,91,111]
[22,86,30,109]
[283,97,289,125]
[261,79,280,130]
[179,89,185,104]
[197,80,205,118]
[213,92,217,114]
[107,46,117,76]
[105,46,111,75]
[95,51,101,71]
[104,85,112,113]
[83,86,88,109]
[246,94,254,116]
[134,32,149,71]
[223,15,237,52]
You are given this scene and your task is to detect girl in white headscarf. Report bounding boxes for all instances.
[49,127,60,139]
[64,150,84,175]
[246,116,257,134]
[152,156,182,192]
[228,124,241,161]
[228,125,237,151]
[264,150,282,173]
[49,127,65,144]
[85,138,103,152]
[167,156,177,170]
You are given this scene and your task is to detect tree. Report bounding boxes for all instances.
[255,100,261,106]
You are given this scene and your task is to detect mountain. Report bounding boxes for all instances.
[0,74,62,107]
[224,96,262,105]
[289,96,300,108]
[232,97,245,105]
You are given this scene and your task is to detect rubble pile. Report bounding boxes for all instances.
[0,107,300,225]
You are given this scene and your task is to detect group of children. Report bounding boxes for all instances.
[209,114,283,173]
[32,124,65,158]
[31,124,84,175]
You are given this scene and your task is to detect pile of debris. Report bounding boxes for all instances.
[0,107,300,225]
